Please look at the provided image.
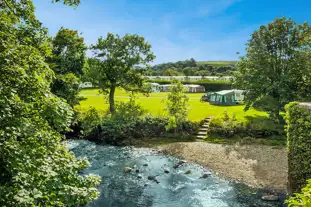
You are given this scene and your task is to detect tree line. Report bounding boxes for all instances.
[146,59,236,76]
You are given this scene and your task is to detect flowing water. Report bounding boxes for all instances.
[67,140,284,207]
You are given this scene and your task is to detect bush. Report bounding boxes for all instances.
[73,100,199,145]
[286,179,311,206]
[286,102,311,194]
[208,111,285,138]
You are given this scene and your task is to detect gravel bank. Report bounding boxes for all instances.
[160,142,288,190]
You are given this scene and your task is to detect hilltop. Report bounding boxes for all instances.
[147,59,238,76]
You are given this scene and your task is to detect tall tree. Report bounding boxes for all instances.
[49,27,87,106]
[234,17,311,121]
[0,0,100,206]
[90,33,155,113]
[165,80,189,133]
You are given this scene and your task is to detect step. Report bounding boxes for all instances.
[196,135,206,139]
[199,128,208,132]
[202,124,209,127]
[198,131,207,135]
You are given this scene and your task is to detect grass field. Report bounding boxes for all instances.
[78,88,266,121]
[196,61,237,67]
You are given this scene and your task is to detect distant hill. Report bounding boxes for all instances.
[197,61,237,67]
[148,59,237,76]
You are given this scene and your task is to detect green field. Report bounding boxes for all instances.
[196,61,237,67]
[78,88,266,121]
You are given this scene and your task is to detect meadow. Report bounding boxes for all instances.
[78,88,266,121]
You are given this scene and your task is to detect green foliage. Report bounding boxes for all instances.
[51,73,81,106]
[287,179,311,206]
[149,59,236,76]
[112,95,147,122]
[89,33,155,113]
[165,80,189,132]
[49,27,87,106]
[148,79,232,92]
[53,0,81,6]
[285,102,311,195]
[0,0,100,206]
[234,17,311,122]
[208,112,285,138]
[74,100,199,145]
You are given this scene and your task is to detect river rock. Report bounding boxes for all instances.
[184,170,192,174]
[261,194,279,201]
[173,160,187,169]
[135,169,140,173]
[137,174,143,179]
[200,174,210,179]
[148,175,156,180]
[178,160,187,165]
[143,164,148,167]
[124,167,133,173]
[164,169,170,174]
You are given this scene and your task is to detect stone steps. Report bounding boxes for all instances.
[196,117,212,139]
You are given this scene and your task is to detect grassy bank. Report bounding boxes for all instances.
[78,88,266,121]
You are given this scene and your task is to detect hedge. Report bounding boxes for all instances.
[146,79,232,92]
[285,102,311,194]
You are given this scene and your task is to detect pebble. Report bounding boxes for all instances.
[184,170,192,174]
[124,167,133,173]
[261,195,279,201]
[164,169,170,174]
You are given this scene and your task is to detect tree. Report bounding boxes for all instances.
[0,0,100,206]
[89,33,155,113]
[233,17,311,122]
[165,81,189,132]
[49,27,87,106]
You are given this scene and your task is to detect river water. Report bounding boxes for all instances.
[67,140,283,207]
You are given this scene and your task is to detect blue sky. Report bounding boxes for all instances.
[34,0,311,64]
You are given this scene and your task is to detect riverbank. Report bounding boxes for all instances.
[158,142,288,191]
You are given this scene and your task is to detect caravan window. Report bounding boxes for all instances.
[231,95,235,102]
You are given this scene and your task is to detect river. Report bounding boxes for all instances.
[67,140,284,207]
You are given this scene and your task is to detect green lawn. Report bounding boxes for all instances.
[78,88,267,121]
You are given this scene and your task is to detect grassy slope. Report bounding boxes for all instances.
[78,88,266,121]
[196,61,237,66]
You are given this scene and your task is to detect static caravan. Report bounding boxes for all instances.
[159,84,172,92]
[185,85,206,93]
[150,83,160,92]
[79,82,93,89]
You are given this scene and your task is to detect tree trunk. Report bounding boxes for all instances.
[109,85,116,114]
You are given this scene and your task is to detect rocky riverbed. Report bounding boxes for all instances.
[160,142,288,190]
[67,140,286,207]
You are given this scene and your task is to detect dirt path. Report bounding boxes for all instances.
[160,142,288,191]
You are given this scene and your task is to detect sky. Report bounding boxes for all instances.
[34,0,311,64]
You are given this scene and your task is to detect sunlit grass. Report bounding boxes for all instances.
[78,88,267,121]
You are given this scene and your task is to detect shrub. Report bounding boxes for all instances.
[286,179,311,206]
[165,80,189,132]
[208,111,285,138]
[285,102,311,194]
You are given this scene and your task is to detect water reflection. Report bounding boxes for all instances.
[67,140,283,207]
